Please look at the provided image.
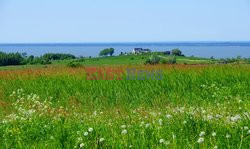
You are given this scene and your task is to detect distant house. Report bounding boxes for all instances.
[132,48,151,54]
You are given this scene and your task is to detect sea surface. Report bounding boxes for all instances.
[0,42,250,58]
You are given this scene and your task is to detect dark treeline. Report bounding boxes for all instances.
[0,51,76,66]
[0,51,23,66]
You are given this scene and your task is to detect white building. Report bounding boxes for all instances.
[132,48,151,54]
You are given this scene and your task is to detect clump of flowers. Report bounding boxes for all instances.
[230,114,241,122]
[4,89,56,123]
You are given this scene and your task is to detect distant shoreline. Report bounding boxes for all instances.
[1,41,250,46]
[1,42,250,58]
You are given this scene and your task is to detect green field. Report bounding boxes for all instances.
[0,56,249,148]
[56,55,216,65]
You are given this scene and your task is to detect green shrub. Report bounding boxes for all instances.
[144,54,161,65]
[160,59,167,64]
[168,56,177,64]
[66,61,81,68]
[75,58,85,62]
[42,53,76,61]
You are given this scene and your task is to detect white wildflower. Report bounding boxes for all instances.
[166,114,172,119]
[121,125,126,129]
[158,119,163,125]
[212,132,216,137]
[199,131,205,137]
[99,138,105,142]
[226,134,231,139]
[88,128,93,132]
[159,139,165,144]
[197,137,204,144]
[80,143,85,148]
[121,129,127,135]
[243,126,248,130]
[84,132,88,136]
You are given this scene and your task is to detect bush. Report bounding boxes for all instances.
[145,54,161,65]
[160,56,176,64]
[66,61,81,68]
[168,56,177,64]
[42,53,76,61]
[160,59,167,64]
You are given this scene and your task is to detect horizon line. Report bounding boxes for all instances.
[1,41,250,45]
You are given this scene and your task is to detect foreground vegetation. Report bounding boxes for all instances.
[0,64,249,148]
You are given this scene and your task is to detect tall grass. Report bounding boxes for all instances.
[0,64,249,148]
[1,65,250,107]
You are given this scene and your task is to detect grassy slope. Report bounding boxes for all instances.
[55,55,215,66]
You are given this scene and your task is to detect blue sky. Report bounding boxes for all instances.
[0,0,250,43]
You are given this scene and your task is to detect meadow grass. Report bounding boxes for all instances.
[53,55,215,66]
[0,64,249,148]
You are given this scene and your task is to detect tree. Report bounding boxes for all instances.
[99,48,115,56]
[171,49,182,56]
[0,51,24,66]
[109,48,114,56]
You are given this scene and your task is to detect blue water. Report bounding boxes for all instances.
[0,42,250,58]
